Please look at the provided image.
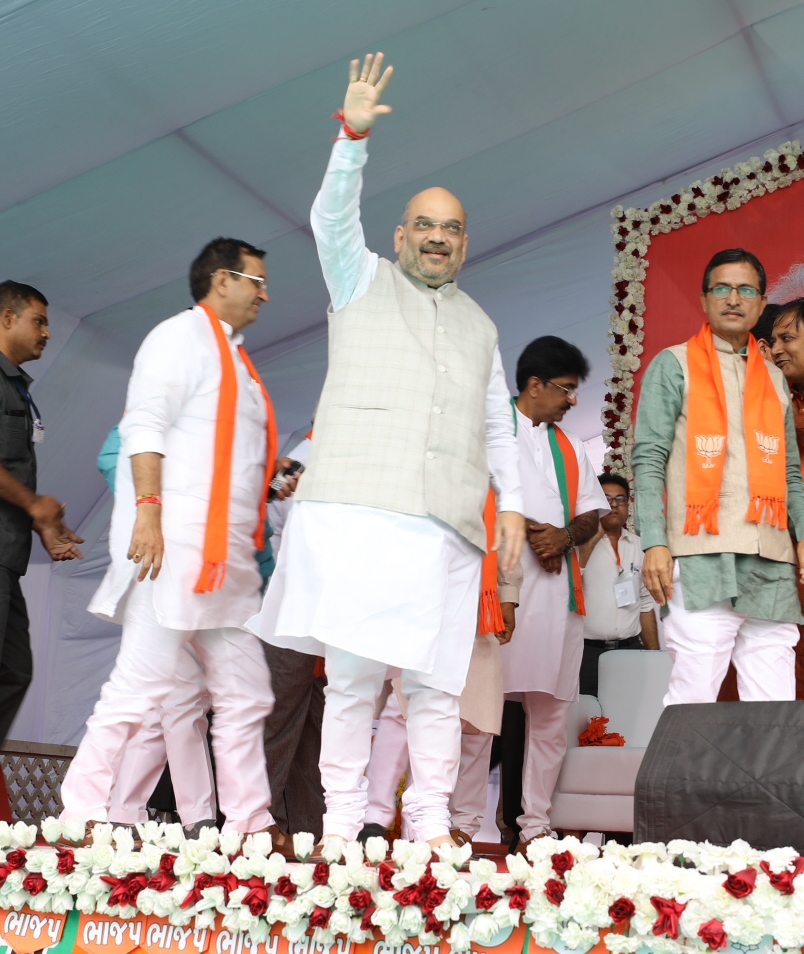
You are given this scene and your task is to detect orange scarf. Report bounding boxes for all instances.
[684,322,786,535]
[477,488,505,635]
[548,424,586,615]
[195,305,277,593]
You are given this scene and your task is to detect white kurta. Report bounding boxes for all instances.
[89,307,266,631]
[581,529,654,640]
[252,135,522,695]
[500,406,609,699]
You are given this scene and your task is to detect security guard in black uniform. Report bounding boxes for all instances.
[0,281,83,741]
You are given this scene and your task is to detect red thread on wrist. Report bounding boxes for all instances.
[331,109,371,141]
[136,494,162,506]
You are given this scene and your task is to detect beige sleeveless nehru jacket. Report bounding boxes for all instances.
[296,258,499,553]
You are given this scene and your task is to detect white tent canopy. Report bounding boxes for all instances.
[3,0,804,742]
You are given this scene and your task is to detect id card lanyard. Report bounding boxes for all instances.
[12,379,44,444]
[611,537,638,607]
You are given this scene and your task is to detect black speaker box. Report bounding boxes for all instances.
[634,701,804,850]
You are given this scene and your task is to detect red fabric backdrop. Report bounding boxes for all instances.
[634,175,804,400]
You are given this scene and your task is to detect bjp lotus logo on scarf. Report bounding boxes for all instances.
[695,434,725,468]
[755,430,780,464]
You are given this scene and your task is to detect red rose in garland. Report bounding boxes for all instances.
[504,885,530,910]
[180,872,214,909]
[475,884,500,911]
[418,869,446,913]
[310,906,331,929]
[722,868,756,898]
[608,897,635,924]
[6,849,26,870]
[55,847,76,874]
[698,919,728,950]
[760,857,804,894]
[147,852,178,892]
[551,851,574,877]
[378,862,395,891]
[240,877,269,916]
[393,884,420,907]
[273,876,297,901]
[22,872,46,895]
[651,897,686,939]
[100,872,149,907]
[544,879,565,906]
[349,888,373,911]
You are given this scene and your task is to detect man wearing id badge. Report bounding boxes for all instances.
[0,281,83,743]
[578,473,658,696]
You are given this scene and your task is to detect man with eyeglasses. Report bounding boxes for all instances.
[499,335,609,852]
[61,237,294,837]
[577,473,658,697]
[256,53,525,850]
[633,248,804,706]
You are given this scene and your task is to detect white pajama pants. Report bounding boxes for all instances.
[108,647,215,826]
[449,731,493,839]
[364,689,409,828]
[321,646,461,842]
[61,581,274,832]
[518,691,571,841]
[664,569,798,706]
[363,693,492,840]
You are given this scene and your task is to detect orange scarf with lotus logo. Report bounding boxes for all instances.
[684,322,786,534]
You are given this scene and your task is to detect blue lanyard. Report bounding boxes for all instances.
[12,379,41,422]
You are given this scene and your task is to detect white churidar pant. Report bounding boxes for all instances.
[663,564,797,705]
[364,690,408,828]
[259,502,482,841]
[518,691,572,841]
[321,647,461,842]
[365,698,496,840]
[108,647,214,826]
[61,580,274,832]
[448,731,493,839]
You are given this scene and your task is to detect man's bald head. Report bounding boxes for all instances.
[394,187,468,288]
[400,188,467,228]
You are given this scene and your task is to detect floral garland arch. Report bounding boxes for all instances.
[0,821,803,954]
[602,140,804,477]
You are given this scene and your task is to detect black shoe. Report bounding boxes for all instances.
[357,822,388,845]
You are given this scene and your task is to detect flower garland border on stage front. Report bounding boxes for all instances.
[3,821,804,953]
[602,139,804,478]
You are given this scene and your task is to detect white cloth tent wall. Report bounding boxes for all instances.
[2,0,804,742]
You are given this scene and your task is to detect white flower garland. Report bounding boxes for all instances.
[603,140,804,478]
[1,822,804,952]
